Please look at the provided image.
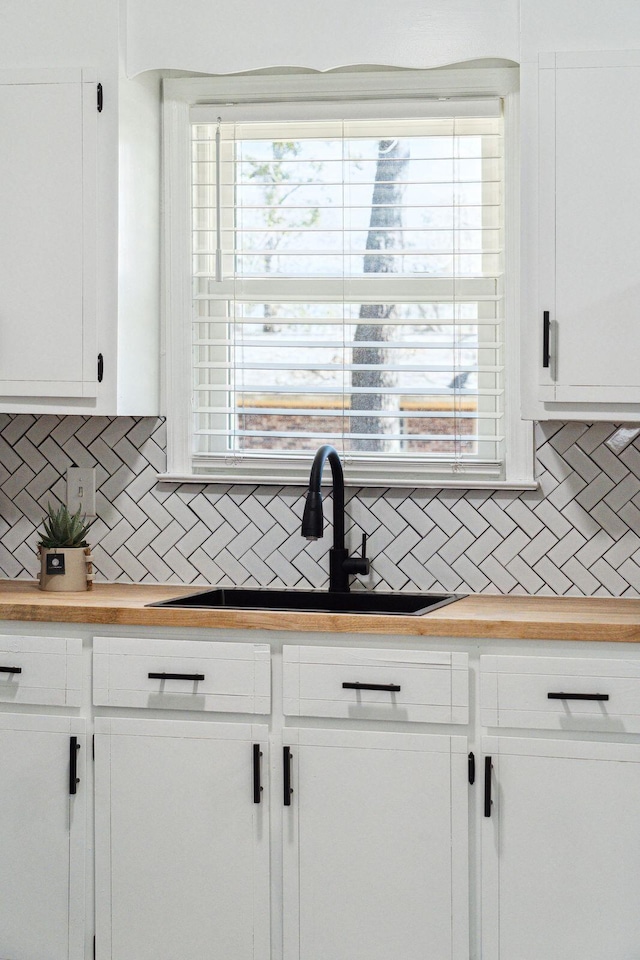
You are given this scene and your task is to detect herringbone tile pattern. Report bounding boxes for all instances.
[1,415,640,596]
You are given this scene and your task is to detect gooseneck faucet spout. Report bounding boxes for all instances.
[301,444,369,593]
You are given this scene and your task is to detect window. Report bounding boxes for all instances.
[163,69,533,487]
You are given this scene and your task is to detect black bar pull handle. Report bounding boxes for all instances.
[543,311,551,368]
[468,751,476,785]
[342,682,401,692]
[148,672,205,681]
[484,756,493,818]
[253,744,263,804]
[0,666,22,674]
[69,737,80,796]
[548,692,609,701]
[283,746,293,806]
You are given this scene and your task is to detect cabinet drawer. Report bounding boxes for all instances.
[0,634,82,707]
[93,637,270,713]
[283,645,468,723]
[481,655,640,732]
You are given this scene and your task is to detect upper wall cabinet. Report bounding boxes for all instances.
[0,70,97,401]
[0,68,160,417]
[521,51,640,421]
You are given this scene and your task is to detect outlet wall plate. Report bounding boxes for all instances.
[67,467,96,517]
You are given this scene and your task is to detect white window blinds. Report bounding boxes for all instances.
[189,98,506,484]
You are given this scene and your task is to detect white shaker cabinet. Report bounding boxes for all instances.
[92,636,272,960]
[480,653,640,959]
[281,645,470,960]
[0,70,98,401]
[0,68,161,415]
[522,50,640,419]
[481,737,640,959]
[282,727,469,960]
[0,713,87,960]
[94,717,271,960]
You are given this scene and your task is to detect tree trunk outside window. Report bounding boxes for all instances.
[351,138,410,452]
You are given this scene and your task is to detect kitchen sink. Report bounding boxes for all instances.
[148,588,464,616]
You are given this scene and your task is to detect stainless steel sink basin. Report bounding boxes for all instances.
[148,588,464,616]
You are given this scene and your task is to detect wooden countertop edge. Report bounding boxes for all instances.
[1,581,640,641]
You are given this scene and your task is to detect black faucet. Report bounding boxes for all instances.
[301,444,370,592]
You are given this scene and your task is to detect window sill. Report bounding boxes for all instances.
[156,472,539,491]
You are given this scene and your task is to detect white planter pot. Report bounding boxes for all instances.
[38,546,95,592]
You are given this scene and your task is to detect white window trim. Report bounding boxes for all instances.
[161,67,535,488]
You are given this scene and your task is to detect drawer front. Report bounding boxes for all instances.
[481,655,640,732]
[283,645,468,723]
[0,634,82,707]
[93,637,270,713]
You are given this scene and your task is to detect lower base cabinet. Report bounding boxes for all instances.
[482,736,640,959]
[283,728,469,960]
[10,622,640,960]
[0,714,86,960]
[94,718,270,960]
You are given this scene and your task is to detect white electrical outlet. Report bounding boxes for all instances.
[67,467,96,517]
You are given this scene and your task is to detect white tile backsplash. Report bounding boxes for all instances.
[1,414,640,596]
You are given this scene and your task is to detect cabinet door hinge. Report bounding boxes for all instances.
[97,353,104,383]
[97,83,103,113]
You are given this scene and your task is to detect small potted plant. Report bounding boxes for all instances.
[37,503,95,592]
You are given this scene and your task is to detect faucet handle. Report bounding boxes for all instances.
[344,530,371,577]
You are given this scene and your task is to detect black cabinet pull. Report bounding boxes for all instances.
[543,310,551,368]
[468,751,476,785]
[342,682,401,692]
[547,692,609,701]
[283,746,292,806]
[253,744,263,804]
[484,756,493,818]
[148,672,205,681]
[69,737,80,796]
[0,666,21,674]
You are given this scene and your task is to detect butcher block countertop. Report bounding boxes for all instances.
[1,579,640,642]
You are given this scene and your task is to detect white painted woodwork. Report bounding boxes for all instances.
[125,0,519,77]
[0,634,82,707]
[482,736,640,959]
[0,69,97,400]
[92,635,271,712]
[481,653,640,731]
[527,50,640,418]
[282,727,469,960]
[283,645,468,723]
[520,0,640,61]
[94,717,270,960]
[0,713,86,960]
[9,616,640,958]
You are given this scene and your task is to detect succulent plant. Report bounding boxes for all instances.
[38,503,94,549]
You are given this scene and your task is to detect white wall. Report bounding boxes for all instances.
[125,0,520,76]
[521,0,640,61]
[125,0,640,77]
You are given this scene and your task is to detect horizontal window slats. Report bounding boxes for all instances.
[194,340,503,350]
[195,362,503,374]
[194,407,503,420]
[189,107,505,473]
[193,384,504,397]
[194,429,505,443]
